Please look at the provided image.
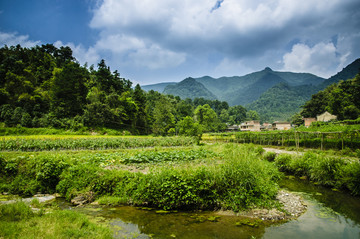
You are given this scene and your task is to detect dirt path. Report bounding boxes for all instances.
[263,147,304,156]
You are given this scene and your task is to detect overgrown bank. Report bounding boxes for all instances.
[263,151,360,196]
[0,201,112,238]
[0,144,281,212]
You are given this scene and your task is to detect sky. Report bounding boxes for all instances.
[0,0,360,85]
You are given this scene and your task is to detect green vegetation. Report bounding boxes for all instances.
[0,136,195,151]
[247,82,316,122]
[0,142,281,212]
[204,122,360,151]
[0,45,228,135]
[0,201,112,238]
[163,77,217,100]
[301,74,360,120]
[271,152,360,196]
[195,67,324,106]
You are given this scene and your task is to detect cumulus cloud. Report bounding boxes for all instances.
[86,0,360,81]
[282,42,338,77]
[54,41,100,67]
[2,0,360,83]
[0,32,41,48]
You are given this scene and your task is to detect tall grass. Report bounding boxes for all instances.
[0,202,112,239]
[1,144,281,211]
[272,152,360,195]
[57,144,280,211]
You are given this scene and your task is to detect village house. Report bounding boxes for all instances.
[226,125,239,132]
[317,111,337,122]
[303,117,317,127]
[260,122,272,131]
[272,121,291,130]
[240,120,261,132]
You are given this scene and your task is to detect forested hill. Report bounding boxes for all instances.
[163,77,217,100]
[320,58,360,87]
[141,82,176,92]
[246,58,360,122]
[1,44,253,135]
[159,67,324,106]
[300,73,360,121]
[196,67,325,106]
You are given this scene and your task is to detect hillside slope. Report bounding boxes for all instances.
[248,58,360,121]
[195,67,324,105]
[163,77,217,100]
[141,82,176,92]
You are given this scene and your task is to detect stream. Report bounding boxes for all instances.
[56,177,360,239]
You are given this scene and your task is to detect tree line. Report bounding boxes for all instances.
[299,74,360,121]
[0,44,259,135]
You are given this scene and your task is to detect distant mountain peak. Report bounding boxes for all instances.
[264,67,273,71]
[163,77,217,100]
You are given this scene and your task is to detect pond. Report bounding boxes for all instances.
[59,178,360,239]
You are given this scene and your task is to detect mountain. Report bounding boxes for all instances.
[247,83,317,122]
[142,58,359,122]
[247,58,360,121]
[163,77,217,100]
[194,67,324,106]
[141,82,176,92]
[320,58,360,87]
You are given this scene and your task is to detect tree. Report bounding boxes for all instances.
[228,105,247,124]
[152,97,176,135]
[246,110,260,121]
[133,84,149,134]
[291,113,304,127]
[177,116,203,144]
[194,104,222,132]
[49,62,88,118]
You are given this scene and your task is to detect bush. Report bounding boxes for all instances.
[274,154,292,171]
[263,152,277,162]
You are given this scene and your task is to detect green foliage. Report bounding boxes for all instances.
[301,74,360,120]
[0,136,196,151]
[194,104,224,132]
[0,201,34,222]
[0,202,112,239]
[121,149,216,164]
[176,116,203,143]
[1,143,281,212]
[274,152,360,195]
[247,82,315,122]
[163,77,217,100]
[263,152,277,162]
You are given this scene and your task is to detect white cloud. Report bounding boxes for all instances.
[54,41,100,67]
[214,58,254,77]
[282,42,339,77]
[0,32,41,48]
[128,44,186,69]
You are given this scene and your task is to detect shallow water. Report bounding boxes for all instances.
[61,177,360,239]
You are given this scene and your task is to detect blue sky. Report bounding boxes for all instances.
[1,0,360,85]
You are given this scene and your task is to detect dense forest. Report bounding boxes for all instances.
[0,44,259,135]
[300,74,360,120]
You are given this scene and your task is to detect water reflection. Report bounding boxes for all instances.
[60,177,360,239]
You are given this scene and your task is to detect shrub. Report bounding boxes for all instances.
[263,152,277,162]
[274,154,292,171]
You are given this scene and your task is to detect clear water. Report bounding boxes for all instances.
[65,178,360,239]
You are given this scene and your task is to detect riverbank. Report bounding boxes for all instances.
[216,190,307,221]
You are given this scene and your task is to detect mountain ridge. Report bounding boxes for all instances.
[141,58,360,121]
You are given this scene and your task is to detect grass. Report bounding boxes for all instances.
[270,151,360,196]
[1,142,281,211]
[0,201,112,239]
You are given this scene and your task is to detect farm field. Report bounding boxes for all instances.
[1,135,360,238]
